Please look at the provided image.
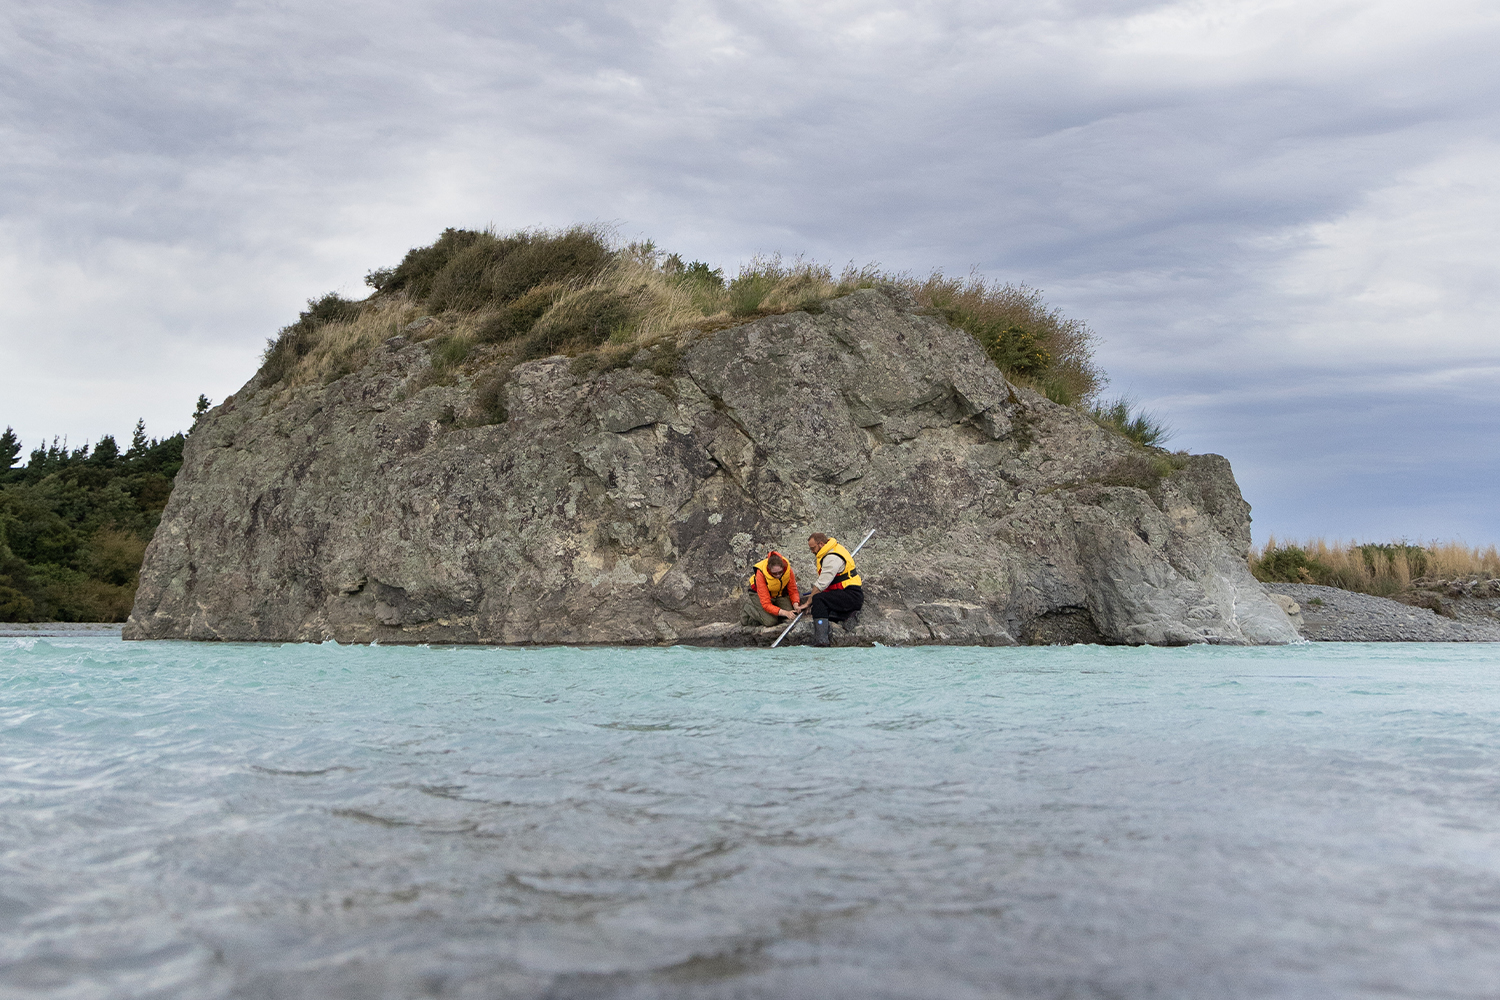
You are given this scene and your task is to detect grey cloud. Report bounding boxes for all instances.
[2,0,1496,541]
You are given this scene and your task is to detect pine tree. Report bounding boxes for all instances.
[0,426,19,470]
[91,435,119,464]
[128,419,148,458]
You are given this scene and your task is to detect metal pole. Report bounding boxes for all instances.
[770,528,875,648]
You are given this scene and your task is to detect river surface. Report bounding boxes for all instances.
[3,638,1499,999]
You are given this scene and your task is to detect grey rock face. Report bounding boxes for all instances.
[126,290,1298,646]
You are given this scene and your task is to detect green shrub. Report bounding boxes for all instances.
[0,582,34,621]
[300,293,364,326]
[425,237,512,312]
[371,228,485,299]
[1249,537,1499,597]
[475,283,563,343]
[1253,546,1332,585]
[978,326,1050,380]
[662,258,728,314]
[1089,398,1172,447]
[487,227,612,303]
[962,321,1051,381]
[81,528,145,587]
[2,493,79,566]
[680,261,725,289]
[30,562,135,622]
[915,276,1104,407]
[728,269,777,316]
[376,226,614,314]
[520,290,636,360]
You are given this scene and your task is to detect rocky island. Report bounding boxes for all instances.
[125,229,1298,646]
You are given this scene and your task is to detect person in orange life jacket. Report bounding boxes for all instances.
[793,533,863,646]
[741,551,800,627]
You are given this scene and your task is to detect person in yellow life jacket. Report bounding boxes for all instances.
[741,551,800,627]
[793,533,863,646]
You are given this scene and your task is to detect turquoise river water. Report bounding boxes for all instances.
[3,637,1500,999]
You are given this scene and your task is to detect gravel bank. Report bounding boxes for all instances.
[0,622,124,639]
[1266,583,1500,642]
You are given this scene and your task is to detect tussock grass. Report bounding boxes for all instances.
[259,226,1110,410]
[1250,537,1500,597]
[1424,541,1500,579]
[1089,398,1172,447]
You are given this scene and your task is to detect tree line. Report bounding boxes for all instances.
[0,398,206,622]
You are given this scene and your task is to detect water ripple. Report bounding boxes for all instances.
[3,638,1500,997]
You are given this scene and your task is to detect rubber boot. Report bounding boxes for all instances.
[812,618,832,647]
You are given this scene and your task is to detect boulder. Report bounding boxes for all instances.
[1269,593,1304,628]
[125,290,1298,646]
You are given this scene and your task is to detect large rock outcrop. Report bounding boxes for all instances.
[125,290,1298,646]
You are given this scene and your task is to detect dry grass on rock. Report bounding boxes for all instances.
[258,226,1110,411]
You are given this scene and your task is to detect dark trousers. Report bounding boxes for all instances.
[810,586,863,622]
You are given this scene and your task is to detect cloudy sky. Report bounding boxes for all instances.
[3,0,1496,544]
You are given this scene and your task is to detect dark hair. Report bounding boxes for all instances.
[766,554,787,574]
[808,533,830,547]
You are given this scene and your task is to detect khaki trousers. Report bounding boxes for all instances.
[741,592,793,627]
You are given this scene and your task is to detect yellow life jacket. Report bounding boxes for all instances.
[815,538,862,590]
[747,554,793,599]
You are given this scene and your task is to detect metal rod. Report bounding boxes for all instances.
[770,528,875,648]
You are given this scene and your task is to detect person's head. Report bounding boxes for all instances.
[808,533,830,554]
[766,554,787,576]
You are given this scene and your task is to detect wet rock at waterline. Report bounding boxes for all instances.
[126,290,1298,646]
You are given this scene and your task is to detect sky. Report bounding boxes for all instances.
[2,0,1496,545]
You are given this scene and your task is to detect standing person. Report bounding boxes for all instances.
[741,551,800,627]
[794,533,863,647]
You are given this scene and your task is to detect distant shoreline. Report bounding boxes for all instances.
[1,622,124,638]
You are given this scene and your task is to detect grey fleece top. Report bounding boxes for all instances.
[813,553,844,591]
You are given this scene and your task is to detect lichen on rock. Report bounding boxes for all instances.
[125,289,1298,646]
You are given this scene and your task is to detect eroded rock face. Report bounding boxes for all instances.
[125,290,1298,646]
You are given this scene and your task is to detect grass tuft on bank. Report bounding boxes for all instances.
[258,226,1107,407]
[1250,537,1500,598]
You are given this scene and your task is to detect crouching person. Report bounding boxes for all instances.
[794,533,864,647]
[742,551,799,627]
